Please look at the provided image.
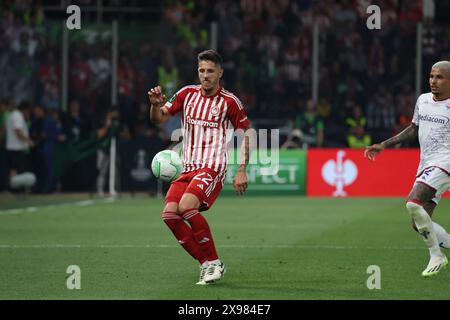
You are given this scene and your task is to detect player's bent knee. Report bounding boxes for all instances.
[406,200,428,222]
[164,202,179,213]
[178,203,193,216]
[178,197,200,214]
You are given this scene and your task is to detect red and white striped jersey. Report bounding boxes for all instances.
[164,85,250,174]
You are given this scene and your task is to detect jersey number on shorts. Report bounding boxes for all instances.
[193,172,214,187]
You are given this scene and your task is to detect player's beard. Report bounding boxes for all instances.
[202,80,216,95]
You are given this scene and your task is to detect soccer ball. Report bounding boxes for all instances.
[151,150,183,182]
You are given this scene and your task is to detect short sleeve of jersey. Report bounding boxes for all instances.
[226,95,250,129]
[163,86,189,116]
[412,94,422,125]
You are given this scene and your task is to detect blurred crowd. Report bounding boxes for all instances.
[0,0,449,193]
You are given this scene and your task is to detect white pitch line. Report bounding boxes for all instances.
[0,197,117,216]
[0,244,425,250]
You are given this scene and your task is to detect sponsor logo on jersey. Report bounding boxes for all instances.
[186,116,219,128]
[418,114,449,125]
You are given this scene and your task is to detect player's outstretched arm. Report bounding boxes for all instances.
[364,143,385,161]
[364,123,418,161]
[148,85,171,124]
[234,128,251,196]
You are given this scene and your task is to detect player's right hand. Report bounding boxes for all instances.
[364,143,385,161]
[148,86,166,105]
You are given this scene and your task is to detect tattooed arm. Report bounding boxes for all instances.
[234,128,251,195]
[364,123,418,161]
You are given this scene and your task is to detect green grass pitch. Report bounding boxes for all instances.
[0,195,449,300]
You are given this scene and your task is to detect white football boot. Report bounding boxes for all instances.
[203,261,226,283]
[422,254,448,277]
[196,265,208,285]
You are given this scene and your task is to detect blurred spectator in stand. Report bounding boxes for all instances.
[30,104,64,193]
[95,108,130,197]
[0,34,11,99]
[60,99,94,191]
[12,51,35,103]
[157,48,179,98]
[133,102,165,164]
[0,99,9,191]
[10,29,38,58]
[393,86,418,148]
[398,0,423,23]
[347,125,371,148]
[316,97,332,121]
[39,51,61,111]
[281,36,302,100]
[88,47,111,117]
[366,85,396,141]
[118,54,136,128]
[368,36,385,78]
[62,100,91,142]
[283,99,324,149]
[346,104,367,133]
[281,128,302,149]
[70,50,92,114]
[5,100,35,191]
[346,105,371,147]
[135,43,157,100]
[175,39,196,85]
[347,40,367,82]
[0,98,10,143]
[132,101,162,139]
[158,49,180,139]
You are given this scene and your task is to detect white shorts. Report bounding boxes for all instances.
[415,167,450,204]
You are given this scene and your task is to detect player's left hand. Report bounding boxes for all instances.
[234,170,248,196]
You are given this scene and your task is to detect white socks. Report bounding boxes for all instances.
[201,259,221,268]
[432,222,450,249]
[406,201,443,258]
[208,259,221,266]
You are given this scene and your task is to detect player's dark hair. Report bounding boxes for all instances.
[197,49,223,67]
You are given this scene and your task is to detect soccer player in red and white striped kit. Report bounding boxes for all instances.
[148,49,251,285]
